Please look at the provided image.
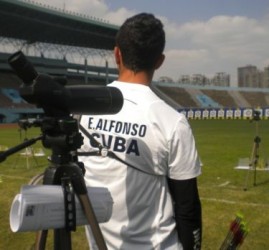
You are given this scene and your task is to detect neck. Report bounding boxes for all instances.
[117,69,153,86]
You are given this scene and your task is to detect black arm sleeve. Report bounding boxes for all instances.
[168,177,202,250]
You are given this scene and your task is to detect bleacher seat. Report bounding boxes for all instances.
[1,88,23,104]
[196,94,220,108]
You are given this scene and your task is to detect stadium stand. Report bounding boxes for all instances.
[150,84,183,109]
[239,91,269,107]
[0,71,42,122]
[154,82,269,119]
[195,94,221,108]
[157,86,199,108]
[1,0,269,122]
[1,88,23,104]
[226,91,251,107]
[155,82,269,109]
[200,89,237,108]
[0,91,13,107]
[2,61,269,121]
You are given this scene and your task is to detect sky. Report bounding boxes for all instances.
[29,0,269,86]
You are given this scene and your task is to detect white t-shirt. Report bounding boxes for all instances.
[79,81,201,250]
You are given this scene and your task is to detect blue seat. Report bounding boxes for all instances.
[1,88,23,104]
[196,94,220,108]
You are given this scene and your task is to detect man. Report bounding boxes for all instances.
[79,13,202,249]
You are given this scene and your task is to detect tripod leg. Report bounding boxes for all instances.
[34,230,48,250]
[12,154,19,168]
[243,168,251,191]
[33,224,72,249]
[28,173,49,250]
[244,142,257,190]
[32,155,39,168]
[54,229,72,250]
[78,194,108,250]
[252,142,259,186]
[69,167,107,249]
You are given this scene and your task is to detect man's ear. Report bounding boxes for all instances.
[155,54,165,70]
[114,46,121,65]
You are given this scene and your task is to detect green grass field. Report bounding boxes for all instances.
[1,119,269,249]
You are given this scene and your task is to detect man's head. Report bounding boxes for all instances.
[115,13,165,74]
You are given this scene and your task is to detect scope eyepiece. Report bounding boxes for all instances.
[8,51,38,85]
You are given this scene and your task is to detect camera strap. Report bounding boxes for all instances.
[77,121,152,175]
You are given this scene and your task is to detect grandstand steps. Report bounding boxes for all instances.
[151,84,183,110]
[240,91,269,107]
[0,92,12,107]
[183,88,207,107]
[265,95,269,105]
[0,72,21,88]
[201,89,234,108]
[228,91,251,108]
[157,86,199,108]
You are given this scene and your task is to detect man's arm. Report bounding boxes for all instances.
[168,177,202,250]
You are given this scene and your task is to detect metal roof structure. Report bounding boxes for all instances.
[0,0,119,50]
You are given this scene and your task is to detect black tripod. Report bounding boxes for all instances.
[244,112,262,190]
[4,50,123,250]
[0,117,107,250]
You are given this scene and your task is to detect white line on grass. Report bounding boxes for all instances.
[218,181,230,187]
[0,174,30,181]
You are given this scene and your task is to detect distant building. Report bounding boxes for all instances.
[191,74,209,85]
[237,65,262,88]
[179,75,191,84]
[158,76,174,83]
[177,72,230,87]
[211,72,230,87]
[261,66,269,88]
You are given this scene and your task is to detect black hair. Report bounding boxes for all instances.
[115,13,165,73]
